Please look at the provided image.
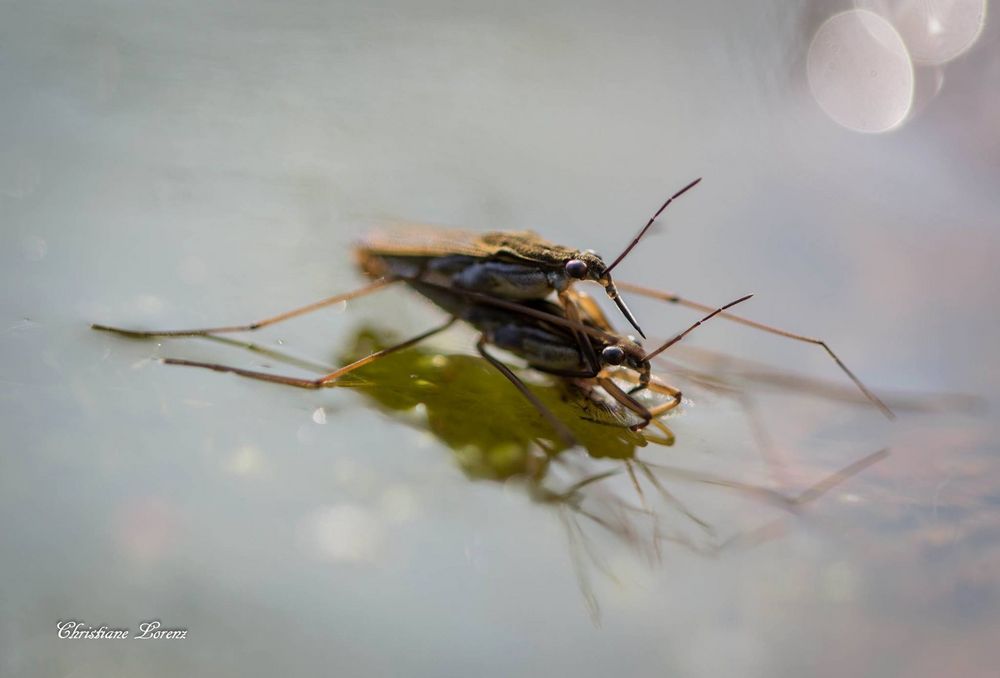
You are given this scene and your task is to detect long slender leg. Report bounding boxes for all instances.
[201,335,337,374]
[565,287,615,332]
[618,370,684,418]
[559,290,601,373]
[660,345,983,414]
[615,281,894,419]
[92,278,395,338]
[604,368,684,426]
[596,376,652,429]
[644,378,683,418]
[476,337,577,447]
[162,318,456,389]
[578,370,679,431]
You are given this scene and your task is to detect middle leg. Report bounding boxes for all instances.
[162,318,456,389]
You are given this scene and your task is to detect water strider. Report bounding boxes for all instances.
[357,177,706,339]
[92,180,892,436]
[93,179,892,421]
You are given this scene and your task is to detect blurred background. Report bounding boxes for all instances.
[1,0,998,676]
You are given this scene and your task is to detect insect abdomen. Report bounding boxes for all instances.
[451,261,558,299]
[491,324,583,372]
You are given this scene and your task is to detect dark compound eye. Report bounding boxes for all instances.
[565,259,589,279]
[601,345,626,366]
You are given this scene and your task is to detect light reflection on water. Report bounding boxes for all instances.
[1,1,998,676]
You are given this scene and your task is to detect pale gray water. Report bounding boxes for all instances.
[2,1,999,676]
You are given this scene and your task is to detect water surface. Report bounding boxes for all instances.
[2,1,998,676]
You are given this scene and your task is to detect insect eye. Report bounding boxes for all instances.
[565,259,589,279]
[602,345,626,366]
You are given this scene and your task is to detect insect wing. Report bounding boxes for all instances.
[360,223,507,259]
[361,223,570,266]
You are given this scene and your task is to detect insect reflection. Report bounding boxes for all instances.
[318,327,888,621]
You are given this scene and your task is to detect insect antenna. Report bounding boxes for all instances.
[644,293,754,361]
[604,177,702,275]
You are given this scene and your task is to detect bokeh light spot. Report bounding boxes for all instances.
[808,10,915,133]
[297,504,383,563]
[856,0,988,64]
